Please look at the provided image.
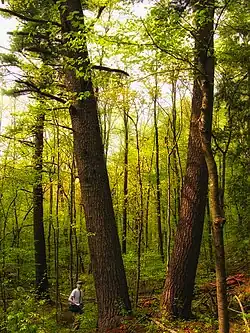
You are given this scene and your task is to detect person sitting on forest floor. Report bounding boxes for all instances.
[68,280,84,315]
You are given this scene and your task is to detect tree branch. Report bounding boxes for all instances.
[92,65,129,77]
[0,134,34,147]
[15,80,66,104]
[0,8,62,27]
[8,31,62,43]
[96,6,106,20]
[140,19,196,71]
[46,121,73,132]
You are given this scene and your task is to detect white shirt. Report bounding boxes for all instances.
[68,288,83,305]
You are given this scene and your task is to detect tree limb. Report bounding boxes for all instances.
[15,80,66,104]
[46,122,73,132]
[0,8,62,27]
[96,6,106,20]
[8,31,62,43]
[92,65,129,77]
[141,19,195,68]
[0,134,34,147]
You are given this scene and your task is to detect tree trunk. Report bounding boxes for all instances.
[171,77,181,220]
[13,198,20,283]
[79,204,85,274]
[145,149,154,250]
[122,95,129,254]
[154,69,164,263]
[47,171,53,279]
[199,71,229,333]
[55,124,60,320]
[33,112,49,298]
[145,184,151,250]
[58,1,131,330]
[161,0,214,318]
[69,157,75,290]
[166,137,172,267]
[134,115,144,307]
[161,78,208,321]
[206,198,214,271]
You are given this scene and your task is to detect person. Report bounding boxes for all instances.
[68,280,84,315]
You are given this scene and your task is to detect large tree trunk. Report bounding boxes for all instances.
[33,112,49,298]
[58,1,131,330]
[161,82,208,319]
[161,0,214,318]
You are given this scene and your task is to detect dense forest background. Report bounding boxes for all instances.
[0,0,249,332]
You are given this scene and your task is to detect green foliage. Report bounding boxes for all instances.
[0,53,19,66]
[3,287,55,333]
[78,303,98,332]
[0,0,249,330]
[140,251,165,284]
[124,250,165,299]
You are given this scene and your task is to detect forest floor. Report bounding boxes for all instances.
[57,274,250,332]
[121,274,250,333]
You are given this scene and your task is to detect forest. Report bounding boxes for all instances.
[0,0,249,332]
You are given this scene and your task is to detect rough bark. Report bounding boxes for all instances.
[33,112,49,298]
[161,0,214,318]
[58,1,131,330]
[162,81,208,318]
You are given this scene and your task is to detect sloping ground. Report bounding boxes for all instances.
[106,274,250,333]
[56,274,249,332]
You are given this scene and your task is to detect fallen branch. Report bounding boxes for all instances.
[150,317,177,333]
[234,295,250,331]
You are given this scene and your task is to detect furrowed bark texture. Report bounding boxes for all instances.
[33,113,49,298]
[161,81,208,318]
[161,0,214,318]
[58,0,131,330]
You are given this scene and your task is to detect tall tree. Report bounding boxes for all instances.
[122,87,129,255]
[58,0,131,330]
[153,66,164,262]
[33,110,49,298]
[161,0,214,318]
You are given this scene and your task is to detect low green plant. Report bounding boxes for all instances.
[4,287,59,333]
[6,288,41,332]
[78,302,98,332]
